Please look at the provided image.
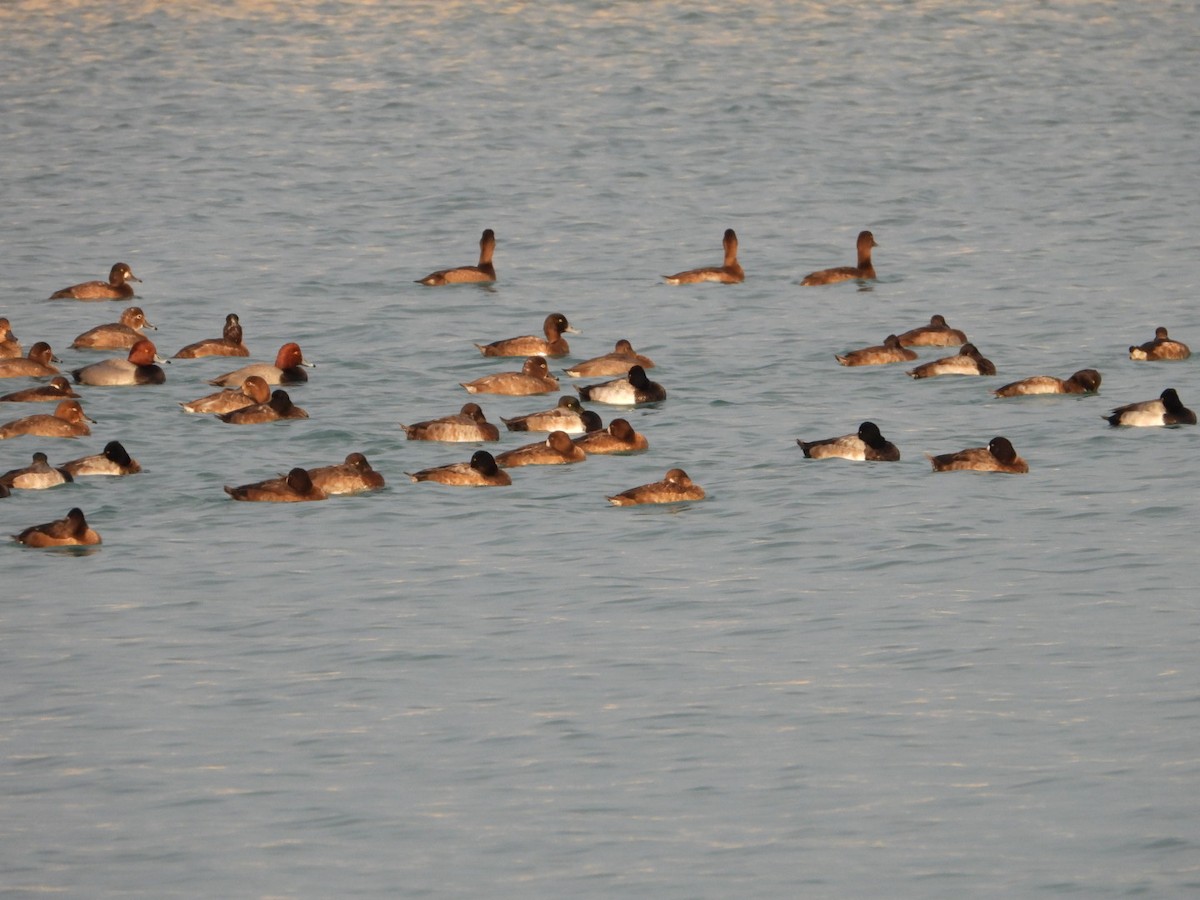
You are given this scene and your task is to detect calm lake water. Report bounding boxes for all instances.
[2,1,1198,897]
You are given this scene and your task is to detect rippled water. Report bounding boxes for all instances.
[2,1,1198,896]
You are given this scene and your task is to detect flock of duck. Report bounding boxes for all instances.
[1,228,1194,546]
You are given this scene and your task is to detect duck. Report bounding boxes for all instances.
[174,313,250,358]
[224,467,328,502]
[60,440,141,477]
[69,307,157,350]
[0,342,60,378]
[1,452,73,490]
[927,436,1028,473]
[801,231,877,285]
[563,339,656,378]
[0,399,93,440]
[180,375,272,415]
[306,453,385,495]
[896,315,968,347]
[663,229,744,284]
[13,508,101,547]
[72,338,166,386]
[208,342,312,387]
[406,449,511,486]
[0,317,21,358]
[460,356,559,396]
[573,417,649,454]
[907,343,996,378]
[217,389,308,424]
[1104,388,1196,427]
[797,421,900,461]
[416,229,497,285]
[400,402,501,442]
[993,369,1102,398]
[0,376,80,403]
[576,365,665,405]
[49,263,141,300]
[607,468,706,506]
[835,335,918,367]
[1128,326,1190,361]
[501,396,589,433]
[494,430,587,468]
[476,313,579,358]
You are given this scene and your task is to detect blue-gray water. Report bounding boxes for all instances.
[3,2,1198,897]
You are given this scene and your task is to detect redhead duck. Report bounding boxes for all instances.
[217,389,308,424]
[225,467,328,502]
[407,449,511,486]
[49,263,141,300]
[501,396,588,433]
[607,467,706,506]
[573,417,649,454]
[835,335,917,367]
[70,307,156,350]
[928,437,1028,473]
[0,317,20,358]
[1104,388,1196,427]
[476,313,579,358]
[14,508,100,547]
[306,453,385,495]
[576,365,665,405]
[180,375,271,415]
[60,440,141,477]
[461,357,559,396]
[72,339,165,386]
[801,231,877,285]
[0,399,93,440]
[174,313,250,358]
[1,452,73,490]
[663,229,744,284]
[0,342,60,378]
[994,369,1101,398]
[416,229,497,285]
[1128,326,1190,361]
[400,402,500,442]
[563,339,656,378]
[797,421,900,461]
[907,343,996,378]
[896,315,968,347]
[0,376,79,403]
[494,430,587,468]
[208,342,312,387]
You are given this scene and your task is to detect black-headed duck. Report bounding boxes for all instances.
[1129,327,1190,361]
[70,307,156,351]
[406,450,511,486]
[174,313,249,358]
[0,399,93,440]
[217,389,308,425]
[835,335,917,367]
[494,430,587,468]
[797,421,900,461]
[224,467,328,502]
[476,313,579,358]
[13,507,100,547]
[907,343,996,378]
[501,396,588,433]
[49,263,141,300]
[994,369,1101,398]
[606,467,706,506]
[72,339,166,386]
[663,229,744,284]
[576,365,665,405]
[801,231,877,285]
[60,440,141,477]
[563,339,656,378]
[400,402,501,442]
[461,356,559,396]
[928,437,1028,473]
[1104,388,1196,427]
[416,229,496,285]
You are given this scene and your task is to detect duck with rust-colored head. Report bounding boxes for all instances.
[72,339,165,386]
[416,229,496,285]
[663,229,744,284]
[208,342,312,387]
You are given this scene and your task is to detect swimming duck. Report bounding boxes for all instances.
[663,229,744,284]
[501,396,589,433]
[0,318,20,358]
[180,375,272,415]
[0,376,80,403]
[224,467,328,502]
[563,339,656,378]
[306,452,385,495]
[72,339,166,386]
[801,231,877,285]
[896,315,968,347]
[174,313,250,358]
[461,356,559,396]
[60,440,142,477]
[49,263,141,300]
[576,365,665,405]
[0,399,93,439]
[797,421,900,461]
[1,452,74,490]
[208,342,312,387]
[217,389,308,424]
[927,436,1028,473]
[69,307,157,350]
[476,313,579,358]
[573,417,649,454]
[993,369,1101,397]
[13,507,100,547]
[1128,326,1190,361]
[400,402,501,442]
[606,468,706,506]
[416,229,497,285]
[0,342,60,378]
[907,343,996,378]
[1104,388,1196,427]
[494,430,587,467]
[406,449,511,486]
[835,335,918,367]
